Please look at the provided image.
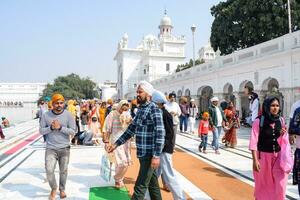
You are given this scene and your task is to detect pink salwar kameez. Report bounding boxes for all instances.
[249,119,288,200]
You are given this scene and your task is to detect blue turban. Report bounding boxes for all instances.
[152,90,167,104]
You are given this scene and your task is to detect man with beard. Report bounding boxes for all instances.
[107,81,165,200]
[40,93,76,200]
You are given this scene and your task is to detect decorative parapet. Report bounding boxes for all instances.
[151,31,300,86]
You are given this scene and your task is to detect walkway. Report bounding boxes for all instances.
[0,120,299,199]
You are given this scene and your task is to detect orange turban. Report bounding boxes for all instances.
[202,112,209,118]
[107,99,113,105]
[48,100,53,110]
[51,93,65,103]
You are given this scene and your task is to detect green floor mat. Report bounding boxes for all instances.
[89,186,131,200]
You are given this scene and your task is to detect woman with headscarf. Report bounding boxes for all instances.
[249,97,289,200]
[222,101,240,148]
[103,100,132,188]
[98,102,107,134]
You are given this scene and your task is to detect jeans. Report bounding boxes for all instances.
[199,135,208,150]
[132,156,162,200]
[157,153,186,200]
[212,126,222,150]
[45,147,70,191]
[179,115,188,132]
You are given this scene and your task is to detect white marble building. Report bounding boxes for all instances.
[114,11,186,99]
[0,83,46,106]
[99,81,117,101]
[198,42,216,62]
[152,31,300,119]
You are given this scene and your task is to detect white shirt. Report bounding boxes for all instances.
[250,98,259,122]
[165,101,181,125]
[216,106,223,127]
[289,100,300,148]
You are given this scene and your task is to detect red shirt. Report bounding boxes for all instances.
[198,120,209,136]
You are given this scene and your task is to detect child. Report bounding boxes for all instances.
[198,112,210,153]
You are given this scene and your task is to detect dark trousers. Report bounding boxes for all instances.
[293,148,300,197]
[75,116,80,133]
[131,156,162,200]
[0,127,5,139]
[179,115,188,132]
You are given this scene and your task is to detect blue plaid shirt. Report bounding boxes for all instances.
[115,101,165,158]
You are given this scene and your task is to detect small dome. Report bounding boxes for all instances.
[160,15,172,26]
[144,34,158,41]
[123,33,128,40]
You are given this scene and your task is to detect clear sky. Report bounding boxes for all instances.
[0,0,222,84]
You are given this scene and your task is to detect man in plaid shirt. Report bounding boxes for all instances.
[108,81,165,200]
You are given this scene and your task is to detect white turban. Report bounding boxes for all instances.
[138,80,154,96]
[210,96,219,102]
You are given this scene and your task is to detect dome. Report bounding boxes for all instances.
[144,34,158,41]
[160,15,172,26]
[123,33,128,40]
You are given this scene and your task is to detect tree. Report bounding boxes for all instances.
[176,59,205,72]
[210,0,300,55]
[195,59,205,65]
[42,73,99,100]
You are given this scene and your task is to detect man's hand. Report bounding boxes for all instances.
[151,157,160,169]
[289,135,295,145]
[107,144,117,153]
[51,120,61,130]
[104,143,110,152]
[211,126,215,131]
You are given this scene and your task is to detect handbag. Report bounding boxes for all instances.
[100,153,113,182]
[278,118,294,173]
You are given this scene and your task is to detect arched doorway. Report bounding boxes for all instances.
[177,90,182,102]
[223,83,236,104]
[197,86,213,113]
[239,80,254,120]
[261,78,284,113]
[185,89,191,101]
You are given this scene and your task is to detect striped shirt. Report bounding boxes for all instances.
[115,101,165,158]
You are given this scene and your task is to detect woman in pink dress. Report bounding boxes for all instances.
[103,100,132,188]
[249,97,289,200]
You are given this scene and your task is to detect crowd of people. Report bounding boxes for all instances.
[36,80,300,200]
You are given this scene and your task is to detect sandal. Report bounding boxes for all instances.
[115,181,124,189]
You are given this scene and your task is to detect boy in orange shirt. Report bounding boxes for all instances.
[198,112,210,153]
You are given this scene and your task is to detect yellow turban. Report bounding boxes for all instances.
[68,99,74,105]
[51,93,65,103]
